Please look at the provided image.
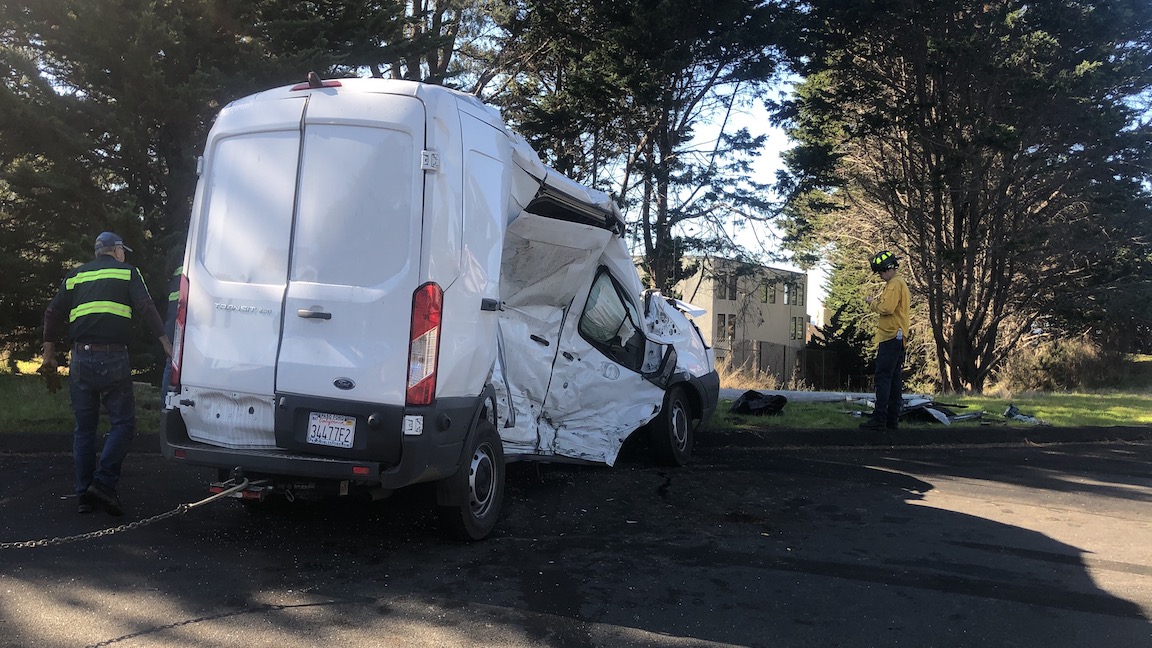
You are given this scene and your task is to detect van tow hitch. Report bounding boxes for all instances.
[208,478,273,502]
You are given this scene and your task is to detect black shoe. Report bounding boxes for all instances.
[87,482,124,517]
[858,418,886,431]
[78,491,95,514]
[886,421,900,431]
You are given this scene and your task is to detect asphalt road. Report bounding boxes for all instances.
[2,434,1151,647]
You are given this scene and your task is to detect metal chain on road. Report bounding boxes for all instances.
[0,478,249,550]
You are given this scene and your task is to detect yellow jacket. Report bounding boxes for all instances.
[870,273,910,344]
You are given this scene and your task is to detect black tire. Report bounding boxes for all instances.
[649,385,694,467]
[438,421,505,541]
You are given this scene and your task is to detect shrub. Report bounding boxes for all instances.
[990,336,1133,393]
[716,357,780,390]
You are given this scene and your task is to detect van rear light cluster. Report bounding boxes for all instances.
[170,274,189,389]
[406,283,443,406]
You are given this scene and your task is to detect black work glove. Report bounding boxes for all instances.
[38,363,62,394]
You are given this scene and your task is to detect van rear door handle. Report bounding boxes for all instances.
[297,309,332,320]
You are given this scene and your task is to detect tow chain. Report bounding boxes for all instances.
[0,478,250,550]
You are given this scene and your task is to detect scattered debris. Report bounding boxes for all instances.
[851,395,984,426]
[730,391,788,416]
[1003,404,1050,426]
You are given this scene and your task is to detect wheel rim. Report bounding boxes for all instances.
[670,400,689,451]
[468,442,496,517]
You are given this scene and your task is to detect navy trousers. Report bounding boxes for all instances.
[872,338,905,425]
[69,348,135,496]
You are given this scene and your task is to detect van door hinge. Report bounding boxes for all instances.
[421,150,440,172]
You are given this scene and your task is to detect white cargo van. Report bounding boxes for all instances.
[161,76,719,539]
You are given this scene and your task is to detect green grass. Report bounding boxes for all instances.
[957,392,1152,427]
[0,373,164,435]
[709,389,1152,431]
[3,359,1149,437]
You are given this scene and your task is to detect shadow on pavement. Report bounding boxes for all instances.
[0,441,1149,647]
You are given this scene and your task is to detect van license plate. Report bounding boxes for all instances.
[307,412,356,449]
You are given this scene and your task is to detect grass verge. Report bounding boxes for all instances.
[3,366,1149,438]
[0,373,163,435]
[709,390,1152,432]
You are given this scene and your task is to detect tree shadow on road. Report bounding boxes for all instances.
[1,447,1149,647]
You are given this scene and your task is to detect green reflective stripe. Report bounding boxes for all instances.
[168,291,179,302]
[70,301,132,322]
[66,268,132,289]
[173,265,183,276]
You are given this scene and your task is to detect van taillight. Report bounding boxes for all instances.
[406,283,442,406]
[170,274,189,390]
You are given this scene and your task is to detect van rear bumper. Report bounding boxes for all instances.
[160,395,484,489]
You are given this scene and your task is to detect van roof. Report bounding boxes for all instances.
[220,75,624,234]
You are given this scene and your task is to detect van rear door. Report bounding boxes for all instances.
[275,92,427,405]
[183,99,305,397]
[178,97,305,448]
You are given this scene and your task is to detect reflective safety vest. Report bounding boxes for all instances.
[50,255,153,345]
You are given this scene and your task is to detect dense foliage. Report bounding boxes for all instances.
[779,0,1152,392]
[2,0,1149,396]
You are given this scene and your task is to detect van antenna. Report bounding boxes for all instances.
[307,71,323,88]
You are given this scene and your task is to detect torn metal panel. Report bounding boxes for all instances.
[493,212,710,466]
[852,394,985,425]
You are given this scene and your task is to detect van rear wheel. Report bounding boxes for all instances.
[650,385,694,467]
[437,421,505,541]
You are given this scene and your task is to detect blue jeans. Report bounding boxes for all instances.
[69,348,135,496]
[872,338,905,424]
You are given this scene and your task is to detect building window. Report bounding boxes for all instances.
[760,283,768,303]
[713,272,737,301]
[768,283,776,304]
[718,313,736,348]
[783,283,791,305]
[794,282,805,307]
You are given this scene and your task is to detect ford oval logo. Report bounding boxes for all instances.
[333,378,355,390]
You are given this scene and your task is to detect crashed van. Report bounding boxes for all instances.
[160,76,719,539]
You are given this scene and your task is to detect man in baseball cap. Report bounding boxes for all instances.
[42,229,170,515]
[94,231,133,253]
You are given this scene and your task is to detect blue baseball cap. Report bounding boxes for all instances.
[94,231,132,253]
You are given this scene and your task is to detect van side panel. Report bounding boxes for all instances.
[545,233,667,465]
[433,111,509,399]
[492,214,611,455]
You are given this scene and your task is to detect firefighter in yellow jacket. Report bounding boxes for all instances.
[860,250,910,431]
[42,232,173,515]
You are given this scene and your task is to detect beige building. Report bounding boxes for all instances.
[675,257,809,384]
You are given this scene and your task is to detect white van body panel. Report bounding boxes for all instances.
[179,97,307,447]
[433,109,510,397]
[276,94,425,403]
[491,214,677,465]
[491,214,610,454]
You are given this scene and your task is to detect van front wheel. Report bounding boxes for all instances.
[438,421,505,541]
[650,385,694,467]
